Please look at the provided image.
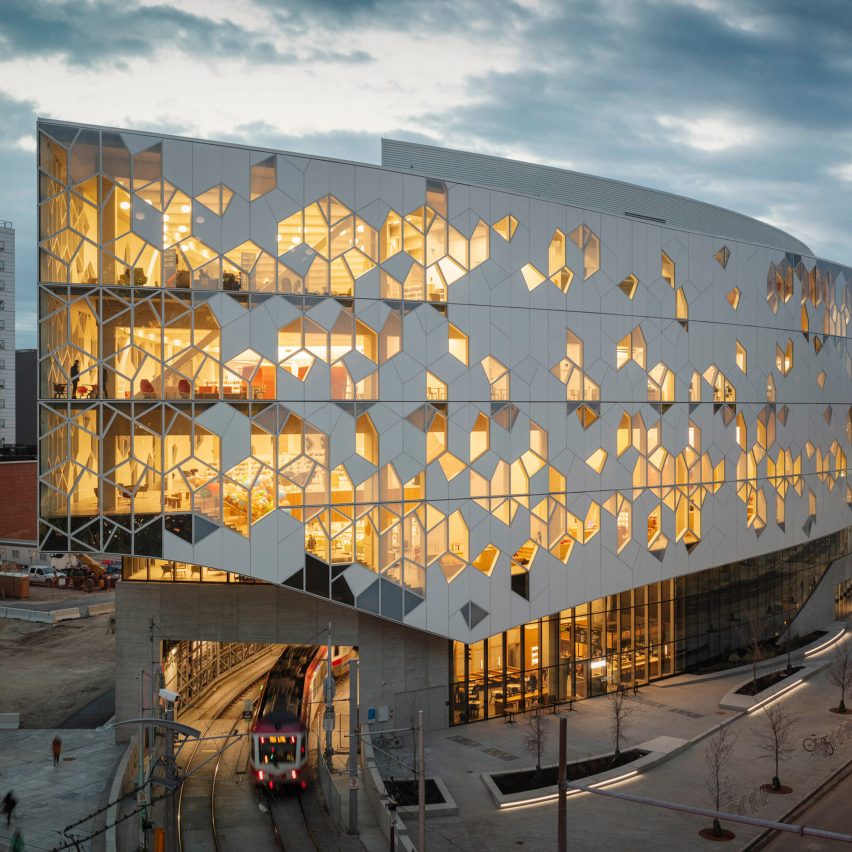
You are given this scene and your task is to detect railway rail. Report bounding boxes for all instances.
[176,680,262,852]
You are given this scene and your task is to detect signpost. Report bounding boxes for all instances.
[323,708,336,733]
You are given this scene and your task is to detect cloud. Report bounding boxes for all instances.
[655,114,761,153]
[253,0,527,33]
[402,0,852,265]
[3,0,852,353]
[828,163,852,183]
[0,0,306,67]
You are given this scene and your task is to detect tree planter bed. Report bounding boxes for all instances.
[734,667,803,696]
[385,778,445,806]
[492,749,649,795]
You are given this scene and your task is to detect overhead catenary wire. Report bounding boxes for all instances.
[568,782,852,843]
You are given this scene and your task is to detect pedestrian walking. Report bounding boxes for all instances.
[2,790,16,827]
[52,735,62,767]
[10,828,24,852]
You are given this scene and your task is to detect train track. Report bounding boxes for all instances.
[174,664,346,852]
[265,789,323,852]
[177,679,264,852]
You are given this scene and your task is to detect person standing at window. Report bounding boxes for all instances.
[70,360,80,399]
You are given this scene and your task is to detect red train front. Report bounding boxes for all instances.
[249,646,316,790]
[252,713,308,790]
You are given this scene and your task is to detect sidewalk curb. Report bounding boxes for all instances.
[718,662,828,712]
[104,739,137,852]
[0,602,115,623]
[653,623,847,688]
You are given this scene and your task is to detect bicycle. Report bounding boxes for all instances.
[802,734,834,756]
[373,732,403,752]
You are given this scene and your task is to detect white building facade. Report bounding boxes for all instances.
[37,122,851,724]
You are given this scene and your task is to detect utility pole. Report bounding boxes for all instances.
[348,658,359,835]
[388,798,397,852]
[164,698,177,852]
[557,715,567,852]
[138,672,148,852]
[418,709,426,852]
[324,622,335,761]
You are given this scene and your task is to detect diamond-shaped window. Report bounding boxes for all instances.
[472,544,499,576]
[493,214,518,241]
[618,274,638,299]
[551,267,574,293]
[521,263,546,291]
[195,184,234,216]
[726,287,740,309]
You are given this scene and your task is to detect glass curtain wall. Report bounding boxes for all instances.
[450,527,851,724]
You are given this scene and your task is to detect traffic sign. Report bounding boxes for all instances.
[349,775,360,790]
[323,708,335,732]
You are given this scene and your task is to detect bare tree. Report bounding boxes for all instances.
[607,686,634,759]
[704,727,737,837]
[524,710,549,783]
[737,616,764,690]
[781,597,798,674]
[754,703,795,791]
[827,642,852,714]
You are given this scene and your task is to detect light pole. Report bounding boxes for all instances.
[348,658,359,835]
[418,709,425,852]
[325,622,335,762]
[557,715,567,852]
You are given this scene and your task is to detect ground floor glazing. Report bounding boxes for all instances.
[450,527,851,724]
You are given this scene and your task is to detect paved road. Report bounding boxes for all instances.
[761,759,852,851]
[58,688,115,728]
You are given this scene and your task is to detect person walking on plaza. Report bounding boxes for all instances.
[2,790,16,827]
[52,735,62,767]
[10,828,24,852]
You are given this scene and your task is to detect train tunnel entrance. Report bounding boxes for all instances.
[151,639,357,849]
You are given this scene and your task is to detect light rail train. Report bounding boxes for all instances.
[250,645,351,790]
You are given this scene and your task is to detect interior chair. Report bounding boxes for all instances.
[140,379,156,399]
[177,378,191,399]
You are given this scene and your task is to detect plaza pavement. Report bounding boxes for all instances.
[399,626,852,852]
[0,728,123,852]
[1,626,849,852]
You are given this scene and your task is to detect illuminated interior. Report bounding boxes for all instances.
[37,124,852,674]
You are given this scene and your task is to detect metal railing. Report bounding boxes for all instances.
[0,220,12,229]
[315,734,342,824]
[164,640,269,709]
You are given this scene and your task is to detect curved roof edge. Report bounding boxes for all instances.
[381,139,813,256]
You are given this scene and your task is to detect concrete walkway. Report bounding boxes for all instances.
[0,728,123,852]
[403,627,852,852]
[1,628,847,852]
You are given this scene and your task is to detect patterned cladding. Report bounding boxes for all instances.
[37,121,852,643]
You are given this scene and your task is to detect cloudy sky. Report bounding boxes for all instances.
[2,0,851,347]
